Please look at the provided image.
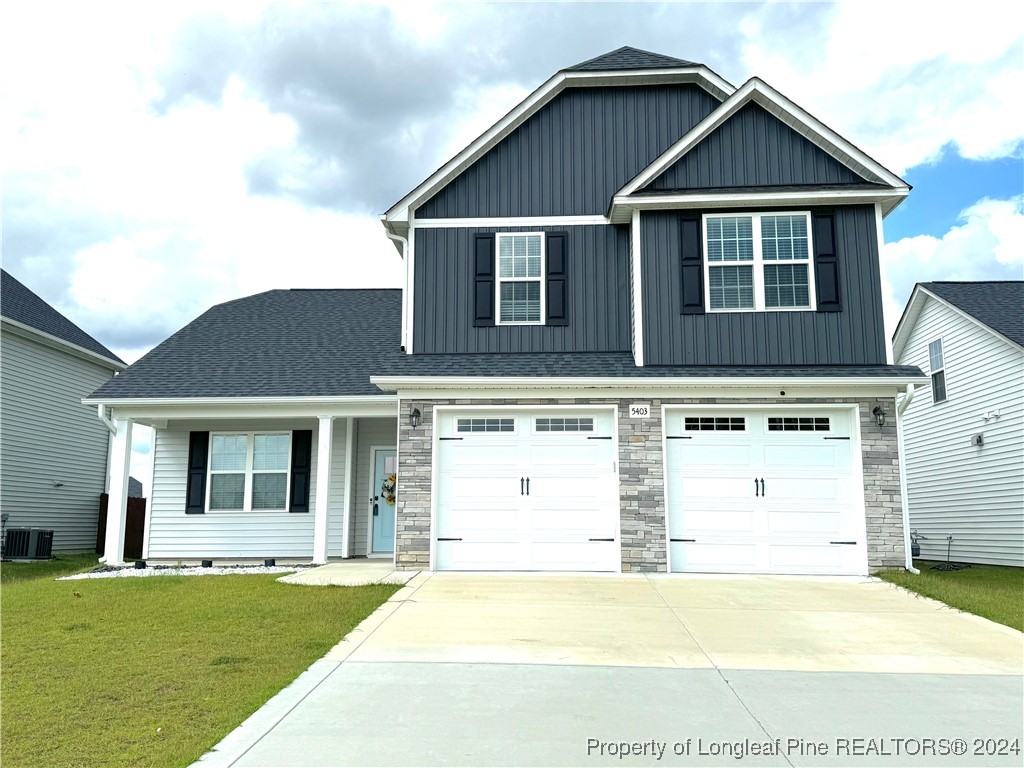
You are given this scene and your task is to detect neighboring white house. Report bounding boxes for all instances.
[1,269,126,552]
[894,281,1024,567]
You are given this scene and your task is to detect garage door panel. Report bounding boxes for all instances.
[440,444,523,471]
[681,508,757,533]
[439,506,520,536]
[763,443,852,468]
[767,544,859,573]
[678,443,757,466]
[681,476,758,500]
[765,476,846,504]
[435,541,520,571]
[530,542,616,570]
[439,474,521,500]
[767,510,844,535]
[671,542,758,572]
[527,443,610,469]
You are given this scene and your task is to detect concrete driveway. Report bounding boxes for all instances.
[195,573,1023,767]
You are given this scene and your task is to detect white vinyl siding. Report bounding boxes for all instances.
[148,421,319,559]
[0,329,118,551]
[898,297,1024,567]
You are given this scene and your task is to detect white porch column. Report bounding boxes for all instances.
[312,416,333,564]
[340,417,354,558]
[101,418,133,566]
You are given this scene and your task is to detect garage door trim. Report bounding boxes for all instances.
[430,404,621,572]
[661,403,867,574]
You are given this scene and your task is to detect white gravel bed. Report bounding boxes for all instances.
[58,565,303,580]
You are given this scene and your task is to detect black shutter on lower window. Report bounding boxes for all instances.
[289,430,312,513]
[679,214,705,314]
[185,432,209,514]
[813,212,841,312]
[473,234,495,327]
[545,231,569,326]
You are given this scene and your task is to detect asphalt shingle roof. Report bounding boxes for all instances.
[923,281,1024,348]
[565,46,697,72]
[90,289,923,400]
[1,269,124,365]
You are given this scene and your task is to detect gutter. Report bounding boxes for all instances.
[895,384,920,574]
[97,404,117,435]
[371,374,930,391]
[384,227,411,352]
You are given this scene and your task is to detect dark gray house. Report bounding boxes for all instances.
[88,47,926,574]
[1,269,125,552]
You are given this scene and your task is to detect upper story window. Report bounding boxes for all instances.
[496,233,544,324]
[208,432,290,511]
[928,338,947,403]
[704,212,815,312]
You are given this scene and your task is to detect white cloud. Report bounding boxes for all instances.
[882,195,1024,341]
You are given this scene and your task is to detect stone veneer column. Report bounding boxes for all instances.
[617,399,667,572]
[395,401,433,569]
[857,396,906,569]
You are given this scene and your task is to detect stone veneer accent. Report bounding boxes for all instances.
[394,396,904,572]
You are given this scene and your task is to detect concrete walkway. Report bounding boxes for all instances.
[276,561,416,587]
[194,573,1024,767]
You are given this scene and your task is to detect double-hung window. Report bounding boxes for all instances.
[496,232,544,324]
[928,339,947,403]
[208,432,290,511]
[704,212,815,312]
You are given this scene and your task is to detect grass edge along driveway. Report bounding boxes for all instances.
[1,556,400,768]
[878,560,1024,632]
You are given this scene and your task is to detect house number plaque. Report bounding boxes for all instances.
[629,403,651,419]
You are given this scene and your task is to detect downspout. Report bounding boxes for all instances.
[97,404,117,435]
[895,384,919,574]
[384,227,410,352]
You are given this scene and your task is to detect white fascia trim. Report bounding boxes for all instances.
[413,215,609,228]
[616,77,907,199]
[383,67,735,227]
[84,395,398,408]
[893,287,1024,361]
[371,375,929,391]
[1,317,126,371]
[630,209,644,367]
[610,188,910,223]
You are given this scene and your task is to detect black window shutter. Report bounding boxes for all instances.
[289,430,312,513]
[185,431,209,514]
[473,234,495,327]
[813,212,841,312]
[679,214,705,315]
[545,231,569,326]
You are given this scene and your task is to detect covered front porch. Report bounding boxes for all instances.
[92,397,400,566]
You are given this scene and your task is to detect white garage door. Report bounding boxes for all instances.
[666,409,866,575]
[435,410,619,571]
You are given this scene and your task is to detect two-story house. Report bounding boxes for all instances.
[88,47,926,575]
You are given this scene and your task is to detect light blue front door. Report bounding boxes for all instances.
[371,449,396,553]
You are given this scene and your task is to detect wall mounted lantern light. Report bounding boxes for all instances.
[872,405,887,428]
[409,407,422,429]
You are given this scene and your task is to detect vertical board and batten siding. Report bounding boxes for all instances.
[640,205,888,365]
[646,102,871,190]
[417,85,720,218]
[898,299,1024,567]
[0,331,117,551]
[149,421,322,558]
[349,418,398,555]
[414,225,631,354]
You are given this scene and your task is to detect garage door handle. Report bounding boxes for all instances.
[520,477,524,495]
[754,478,759,497]
[526,477,530,495]
[760,478,765,497]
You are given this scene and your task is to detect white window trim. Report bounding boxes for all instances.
[702,211,817,313]
[495,232,546,326]
[928,337,947,404]
[207,431,292,513]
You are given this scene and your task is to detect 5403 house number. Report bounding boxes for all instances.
[629,403,651,419]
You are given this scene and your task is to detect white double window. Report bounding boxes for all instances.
[704,212,816,312]
[208,432,291,511]
[496,232,544,324]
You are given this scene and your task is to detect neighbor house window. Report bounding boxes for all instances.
[496,233,544,324]
[928,338,947,403]
[208,432,290,511]
[704,213,815,312]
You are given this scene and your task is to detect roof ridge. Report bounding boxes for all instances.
[565,45,697,72]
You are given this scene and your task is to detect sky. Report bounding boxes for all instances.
[2,1,1022,489]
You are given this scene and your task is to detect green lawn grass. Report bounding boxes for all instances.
[1,559,400,768]
[1,552,100,585]
[878,560,1024,632]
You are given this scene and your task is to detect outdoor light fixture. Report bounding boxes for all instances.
[872,405,887,428]
[409,407,422,429]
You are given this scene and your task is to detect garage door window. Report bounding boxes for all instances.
[767,416,830,432]
[684,416,745,431]
[456,418,515,433]
[535,417,594,432]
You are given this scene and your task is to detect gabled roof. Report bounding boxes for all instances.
[894,281,1024,359]
[382,48,733,236]
[565,46,696,71]
[609,77,910,222]
[0,269,124,368]
[88,289,404,400]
